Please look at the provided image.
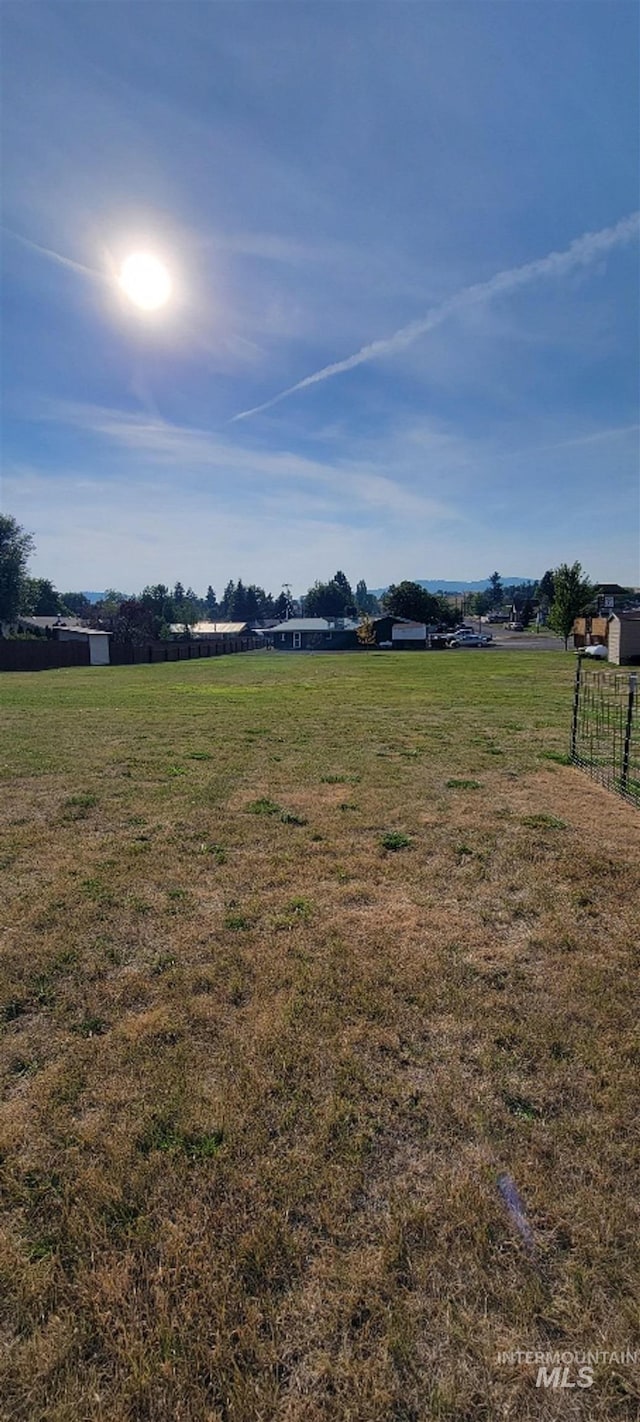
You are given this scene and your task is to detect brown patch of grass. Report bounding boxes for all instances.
[1,652,639,1418]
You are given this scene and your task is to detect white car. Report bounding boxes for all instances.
[581,644,608,660]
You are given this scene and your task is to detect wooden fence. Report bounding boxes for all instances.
[0,637,261,673]
[0,640,90,673]
[109,637,261,665]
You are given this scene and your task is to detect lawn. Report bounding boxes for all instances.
[1,651,639,1420]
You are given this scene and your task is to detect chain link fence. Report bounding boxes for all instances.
[570,659,639,808]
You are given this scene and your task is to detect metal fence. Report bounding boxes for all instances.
[570,659,639,808]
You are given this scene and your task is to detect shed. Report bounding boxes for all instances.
[607,611,640,666]
[17,617,111,666]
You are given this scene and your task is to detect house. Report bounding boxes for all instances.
[593,583,633,613]
[169,620,252,639]
[271,617,359,650]
[17,616,111,665]
[607,611,640,666]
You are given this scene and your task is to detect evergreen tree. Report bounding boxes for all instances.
[274,590,294,620]
[244,585,260,623]
[220,581,235,616]
[229,579,248,620]
[488,571,503,608]
[537,570,555,607]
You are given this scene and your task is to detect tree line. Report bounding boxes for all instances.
[0,512,606,648]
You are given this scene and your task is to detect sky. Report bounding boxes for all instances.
[1,0,639,596]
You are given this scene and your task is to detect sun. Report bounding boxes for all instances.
[119,252,172,311]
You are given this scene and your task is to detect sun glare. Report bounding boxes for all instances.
[119,252,172,311]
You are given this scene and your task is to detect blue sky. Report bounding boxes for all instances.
[1,0,639,594]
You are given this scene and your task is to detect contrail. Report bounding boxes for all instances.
[1,226,104,280]
[230,212,640,422]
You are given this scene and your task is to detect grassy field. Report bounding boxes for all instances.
[1,650,639,1420]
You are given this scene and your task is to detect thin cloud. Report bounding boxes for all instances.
[231,212,640,422]
[1,226,105,280]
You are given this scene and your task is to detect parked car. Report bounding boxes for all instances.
[508,620,524,631]
[581,643,608,660]
[447,632,493,648]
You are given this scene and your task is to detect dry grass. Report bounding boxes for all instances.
[1,650,639,1420]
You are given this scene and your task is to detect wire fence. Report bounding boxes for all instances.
[570,659,639,808]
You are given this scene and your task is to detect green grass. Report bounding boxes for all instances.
[1,650,639,1420]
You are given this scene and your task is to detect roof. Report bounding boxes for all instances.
[170,621,249,635]
[609,610,640,621]
[18,616,110,636]
[271,617,359,633]
[20,615,85,629]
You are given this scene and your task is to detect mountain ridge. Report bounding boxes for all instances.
[370,577,534,596]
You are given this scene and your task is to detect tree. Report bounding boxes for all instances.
[468,590,491,617]
[382,580,441,624]
[220,581,235,617]
[60,592,92,617]
[113,598,158,644]
[21,577,63,616]
[356,615,377,647]
[304,579,349,618]
[274,590,294,620]
[548,562,595,649]
[0,515,34,626]
[229,579,248,620]
[205,585,218,617]
[244,585,260,624]
[537,570,555,608]
[488,571,503,609]
[99,590,129,620]
[519,597,535,626]
[140,584,175,638]
[332,570,353,603]
[173,581,185,604]
[355,579,379,615]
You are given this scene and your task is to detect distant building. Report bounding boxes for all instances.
[593,584,632,613]
[390,620,427,649]
[169,620,252,639]
[271,617,359,650]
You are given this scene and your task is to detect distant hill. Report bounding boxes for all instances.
[82,591,106,603]
[370,577,534,596]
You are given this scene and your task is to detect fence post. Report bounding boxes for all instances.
[570,656,583,759]
[621,674,637,792]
